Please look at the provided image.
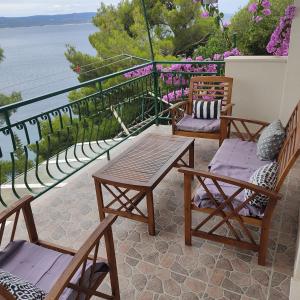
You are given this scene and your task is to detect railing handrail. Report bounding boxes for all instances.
[154,60,225,65]
[0,59,224,113]
[1,74,152,130]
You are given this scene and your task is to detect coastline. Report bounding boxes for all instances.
[0,22,94,29]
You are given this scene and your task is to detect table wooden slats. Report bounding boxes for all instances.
[93,134,194,235]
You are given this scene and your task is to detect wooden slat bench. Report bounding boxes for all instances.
[179,100,300,265]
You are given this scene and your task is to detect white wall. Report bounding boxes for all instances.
[286,1,300,299]
[225,56,287,122]
[279,0,300,125]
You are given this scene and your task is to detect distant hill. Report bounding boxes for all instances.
[0,13,97,28]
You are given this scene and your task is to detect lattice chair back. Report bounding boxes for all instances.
[187,76,233,115]
[276,100,300,191]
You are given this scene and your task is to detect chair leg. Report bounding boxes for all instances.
[146,191,156,236]
[258,201,276,266]
[184,174,192,246]
[105,228,120,300]
[258,224,270,266]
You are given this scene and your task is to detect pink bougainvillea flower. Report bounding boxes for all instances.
[213,54,222,61]
[266,5,296,56]
[195,56,204,61]
[248,3,258,13]
[262,8,271,16]
[201,11,210,18]
[262,0,271,8]
[223,21,230,28]
[162,88,190,103]
[255,15,263,23]
[223,51,232,58]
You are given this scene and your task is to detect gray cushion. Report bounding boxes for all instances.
[257,120,285,160]
[176,115,220,132]
[244,162,279,209]
[0,269,46,299]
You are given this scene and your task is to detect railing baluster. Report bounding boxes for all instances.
[23,146,34,193]
[10,153,20,199]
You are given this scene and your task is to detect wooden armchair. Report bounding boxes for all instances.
[179,100,300,266]
[171,76,233,145]
[0,195,120,300]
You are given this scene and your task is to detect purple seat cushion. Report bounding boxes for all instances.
[195,139,273,217]
[209,138,272,175]
[0,240,109,300]
[176,115,220,133]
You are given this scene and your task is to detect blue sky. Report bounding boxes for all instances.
[0,0,249,17]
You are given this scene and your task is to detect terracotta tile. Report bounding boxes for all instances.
[11,127,299,300]
[214,249,271,299]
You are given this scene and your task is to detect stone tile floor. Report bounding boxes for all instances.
[9,125,300,299]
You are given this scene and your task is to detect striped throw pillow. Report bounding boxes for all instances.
[193,100,222,119]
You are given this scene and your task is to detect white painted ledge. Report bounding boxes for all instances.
[225,55,287,63]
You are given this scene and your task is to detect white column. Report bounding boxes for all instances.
[225,56,287,121]
[287,2,300,299]
[279,0,300,124]
[290,213,300,299]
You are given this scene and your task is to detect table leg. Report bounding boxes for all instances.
[146,191,155,236]
[94,178,106,221]
[189,141,195,168]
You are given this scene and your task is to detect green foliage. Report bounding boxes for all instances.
[0,161,12,183]
[0,48,3,62]
[0,92,22,125]
[0,91,21,107]
[92,0,214,57]
[194,29,229,58]
[0,134,33,183]
[159,0,214,56]
[230,0,293,55]
[65,0,215,101]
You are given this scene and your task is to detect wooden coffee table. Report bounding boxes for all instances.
[93,134,194,235]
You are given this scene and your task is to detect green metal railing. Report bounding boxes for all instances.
[0,59,224,207]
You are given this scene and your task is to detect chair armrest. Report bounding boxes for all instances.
[170,100,189,132]
[170,100,189,110]
[45,214,117,299]
[220,115,269,126]
[0,285,15,300]
[178,167,281,201]
[0,195,34,223]
[221,103,235,115]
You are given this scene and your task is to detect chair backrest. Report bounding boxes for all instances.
[187,76,233,115]
[276,100,300,191]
